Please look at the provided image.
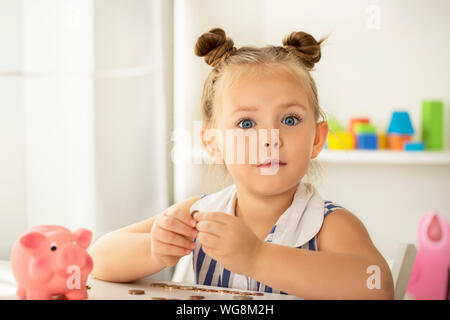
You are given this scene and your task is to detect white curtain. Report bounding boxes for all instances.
[0,0,173,278]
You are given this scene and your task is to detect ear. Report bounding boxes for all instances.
[426,215,442,242]
[73,228,93,249]
[311,121,328,159]
[20,232,47,250]
[201,127,224,164]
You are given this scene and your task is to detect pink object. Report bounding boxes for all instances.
[10,225,94,300]
[406,213,450,300]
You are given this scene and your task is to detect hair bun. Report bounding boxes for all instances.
[195,28,236,67]
[282,31,324,69]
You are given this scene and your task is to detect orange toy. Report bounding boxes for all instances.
[387,134,412,150]
[349,118,370,148]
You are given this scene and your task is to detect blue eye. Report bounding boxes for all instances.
[237,119,255,129]
[282,115,300,126]
[236,114,301,129]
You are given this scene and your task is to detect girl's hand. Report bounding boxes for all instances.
[193,211,263,275]
[150,207,198,267]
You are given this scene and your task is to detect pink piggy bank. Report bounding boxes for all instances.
[10,225,94,300]
[406,213,450,300]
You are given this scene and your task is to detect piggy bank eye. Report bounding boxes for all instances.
[50,242,58,251]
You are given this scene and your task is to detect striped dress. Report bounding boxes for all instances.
[191,185,345,294]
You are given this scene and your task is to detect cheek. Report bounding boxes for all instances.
[286,125,316,155]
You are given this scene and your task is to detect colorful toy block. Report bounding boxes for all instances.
[387,134,412,150]
[405,141,424,151]
[354,123,377,135]
[388,111,414,135]
[327,132,355,150]
[357,134,377,149]
[387,111,414,150]
[422,100,443,150]
[349,118,370,149]
[378,133,387,149]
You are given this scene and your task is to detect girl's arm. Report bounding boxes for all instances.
[88,196,200,283]
[248,209,395,299]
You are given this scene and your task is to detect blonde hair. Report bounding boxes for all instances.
[194,28,327,188]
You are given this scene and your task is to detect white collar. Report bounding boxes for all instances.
[190,182,325,247]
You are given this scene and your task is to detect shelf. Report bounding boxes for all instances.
[317,150,450,165]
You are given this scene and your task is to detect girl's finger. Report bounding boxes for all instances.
[193,211,230,224]
[153,240,193,257]
[159,214,198,238]
[197,231,220,249]
[195,220,225,237]
[166,208,197,228]
[154,226,197,250]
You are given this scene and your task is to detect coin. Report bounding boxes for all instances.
[165,284,181,290]
[232,295,253,300]
[151,297,167,300]
[170,285,181,289]
[250,292,264,296]
[195,287,208,292]
[150,283,167,288]
[189,295,205,300]
[179,286,195,291]
[221,290,235,294]
[128,289,145,295]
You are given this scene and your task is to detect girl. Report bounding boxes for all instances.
[89,28,394,300]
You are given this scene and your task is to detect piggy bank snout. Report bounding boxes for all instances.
[56,244,89,276]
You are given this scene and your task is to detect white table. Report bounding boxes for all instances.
[0,260,300,300]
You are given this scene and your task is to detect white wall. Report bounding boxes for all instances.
[0,0,26,260]
[261,0,450,259]
[0,1,172,270]
[263,0,450,144]
[174,0,450,262]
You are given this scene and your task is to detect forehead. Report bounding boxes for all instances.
[217,63,310,113]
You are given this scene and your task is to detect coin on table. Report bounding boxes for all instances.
[232,295,253,300]
[221,290,234,294]
[250,292,264,296]
[189,295,205,300]
[167,285,181,290]
[179,286,195,291]
[150,283,166,288]
[128,289,145,295]
[150,297,167,300]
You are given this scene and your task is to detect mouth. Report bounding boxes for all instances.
[257,159,287,168]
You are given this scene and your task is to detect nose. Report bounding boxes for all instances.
[56,244,87,277]
[265,141,279,148]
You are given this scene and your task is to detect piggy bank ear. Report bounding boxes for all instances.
[74,228,92,249]
[20,232,47,250]
[427,215,442,242]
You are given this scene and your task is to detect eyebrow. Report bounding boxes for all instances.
[231,102,307,116]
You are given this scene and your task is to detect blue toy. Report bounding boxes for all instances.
[357,134,377,149]
[387,111,414,135]
[404,141,424,151]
